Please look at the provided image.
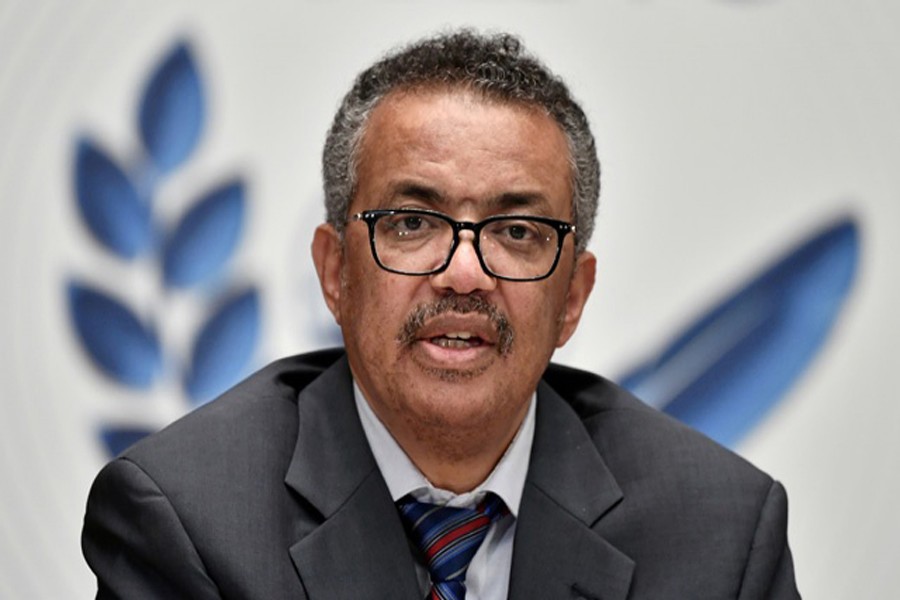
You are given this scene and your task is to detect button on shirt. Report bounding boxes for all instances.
[354,383,536,600]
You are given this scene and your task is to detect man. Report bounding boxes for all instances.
[82,30,800,599]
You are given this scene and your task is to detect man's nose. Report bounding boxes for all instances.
[430,232,497,295]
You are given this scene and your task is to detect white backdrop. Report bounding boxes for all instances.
[1,1,898,597]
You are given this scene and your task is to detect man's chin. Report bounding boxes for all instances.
[416,363,489,383]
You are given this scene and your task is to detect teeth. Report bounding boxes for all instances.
[445,332,473,340]
[434,338,474,349]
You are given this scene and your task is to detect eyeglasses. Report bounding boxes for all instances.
[351,208,575,281]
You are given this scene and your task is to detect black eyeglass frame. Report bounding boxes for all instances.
[350,208,576,282]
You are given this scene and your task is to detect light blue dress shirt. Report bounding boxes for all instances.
[354,382,536,600]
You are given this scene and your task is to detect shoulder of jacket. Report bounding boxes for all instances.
[119,348,347,466]
[542,360,773,490]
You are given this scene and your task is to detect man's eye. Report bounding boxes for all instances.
[384,215,425,230]
[401,216,423,231]
[506,225,529,240]
[382,213,438,238]
[497,221,539,242]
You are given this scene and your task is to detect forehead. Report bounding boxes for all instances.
[353,87,573,218]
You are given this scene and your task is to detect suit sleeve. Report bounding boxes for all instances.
[82,458,222,600]
[737,480,801,599]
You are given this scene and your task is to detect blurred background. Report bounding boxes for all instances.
[1,0,898,597]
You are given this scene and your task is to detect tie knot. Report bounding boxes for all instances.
[397,493,507,593]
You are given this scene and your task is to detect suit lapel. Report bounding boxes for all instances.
[284,357,421,599]
[509,381,635,600]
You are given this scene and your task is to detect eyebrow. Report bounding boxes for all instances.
[387,181,554,215]
[487,192,553,214]
[390,182,443,206]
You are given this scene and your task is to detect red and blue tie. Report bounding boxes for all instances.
[397,493,508,600]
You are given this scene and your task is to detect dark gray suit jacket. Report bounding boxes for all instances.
[82,348,800,599]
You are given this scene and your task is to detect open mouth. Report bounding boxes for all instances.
[398,295,515,357]
[429,332,486,349]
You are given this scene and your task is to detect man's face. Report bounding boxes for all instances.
[313,88,595,458]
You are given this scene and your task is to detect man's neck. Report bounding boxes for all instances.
[399,402,530,493]
[354,386,534,494]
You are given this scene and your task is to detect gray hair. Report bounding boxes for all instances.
[322,29,600,253]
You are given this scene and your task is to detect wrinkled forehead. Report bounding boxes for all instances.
[350,87,575,221]
[356,85,574,182]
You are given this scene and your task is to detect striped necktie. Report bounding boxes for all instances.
[396,493,507,600]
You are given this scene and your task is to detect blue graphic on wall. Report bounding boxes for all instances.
[620,216,859,447]
[67,40,859,458]
[68,41,261,456]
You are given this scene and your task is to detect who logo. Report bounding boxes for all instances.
[67,40,260,457]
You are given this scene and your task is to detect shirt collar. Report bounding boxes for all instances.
[353,381,535,518]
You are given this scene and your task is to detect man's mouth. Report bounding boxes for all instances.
[398,294,514,356]
[429,332,486,349]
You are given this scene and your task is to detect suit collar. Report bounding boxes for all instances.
[284,356,421,599]
[282,355,634,599]
[284,356,373,517]
[509,380,634,600]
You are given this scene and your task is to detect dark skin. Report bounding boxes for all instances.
[313,88,596,492]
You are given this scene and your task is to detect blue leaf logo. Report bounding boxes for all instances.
[139,42,205,173]
[70,38,260,457]
[185,287,261,405]
[163,179,245,288]
[74,138,151,258]
[620,216,860,447]
[68,281,162,388]
[100,426,157,457]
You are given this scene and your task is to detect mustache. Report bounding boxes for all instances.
[397,294,515,355]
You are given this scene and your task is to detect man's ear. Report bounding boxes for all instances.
[556,250,596,348]
[311,223,344,325]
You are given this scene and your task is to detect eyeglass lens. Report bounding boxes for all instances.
[372,212,561,279]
